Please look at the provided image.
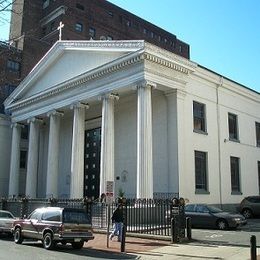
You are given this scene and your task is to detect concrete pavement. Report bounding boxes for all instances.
[87,233,259,260]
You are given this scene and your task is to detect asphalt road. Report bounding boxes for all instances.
[191,219,260,247]
[0,236,137,260]
[1,219,260,259]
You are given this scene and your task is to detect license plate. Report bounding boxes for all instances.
[74,238,81,242]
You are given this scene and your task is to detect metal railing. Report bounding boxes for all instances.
[0,197,183,238]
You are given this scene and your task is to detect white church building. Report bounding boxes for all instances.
[2,40,260,209]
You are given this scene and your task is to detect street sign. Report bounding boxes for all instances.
[106,181,114,203]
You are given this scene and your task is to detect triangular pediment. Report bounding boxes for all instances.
[5,40,144,108]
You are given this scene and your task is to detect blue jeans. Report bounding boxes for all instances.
[110,222,122,241]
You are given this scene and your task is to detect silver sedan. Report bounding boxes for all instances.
[0,210,16,235]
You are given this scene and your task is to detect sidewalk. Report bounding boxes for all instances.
[86,232,259,260]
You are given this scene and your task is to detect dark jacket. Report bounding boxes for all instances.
[111,206,124,223]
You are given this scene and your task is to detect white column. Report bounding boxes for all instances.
[99,93,119,196]
[46,110,63,198]
[165,91,179,194]
[70,102,89,199]
[25,117,41,198]
[136,81,155,199]
[8,123,23,197]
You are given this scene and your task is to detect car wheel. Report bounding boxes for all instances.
[217,219,228,230]
[242,209,252,219]
[71,241,84,249]
[14,228,23,244]
[43,232,55,250]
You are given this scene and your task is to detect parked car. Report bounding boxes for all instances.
[0,210,16,235]
[12,207,94,250]
[165,203,246,230]
[239,196,260,218]
[185,204,246,230]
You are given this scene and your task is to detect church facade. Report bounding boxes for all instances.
[3,40,260,208]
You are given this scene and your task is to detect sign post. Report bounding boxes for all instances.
[106,181,114,248]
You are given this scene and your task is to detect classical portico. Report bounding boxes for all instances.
[4,40,195,199]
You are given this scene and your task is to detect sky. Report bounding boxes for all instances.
[0,0,259,93]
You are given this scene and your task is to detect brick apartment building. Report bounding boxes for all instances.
[0,0,190,114]
[9,0,189,81]
[0,42,22,113]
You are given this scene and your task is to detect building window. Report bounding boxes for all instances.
[108,11,113,17]
[195,151,208,192]
[20,150,27,169]
[170,41,175,48]
[43,0,49,9]
[7,60,20,72]
[75,23,83,32]
[230,156,241,193]
[21,125,29,140]
[193,101,206,133]
[89,27,95,38]
[76,3,84,10]
[143,28,147,34]
[256,122,260,147]
[179,45,183,53]
[228,113,239,141]
[125,19,131,27]
[150,31,154,38]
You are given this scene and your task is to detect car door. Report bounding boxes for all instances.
[22,210,42,239]
[185,205,198,226]
[0,211,14,232]
[252,197,260,215]
[193,205,213,228]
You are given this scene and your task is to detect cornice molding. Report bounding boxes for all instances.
[145,42,197,70]
[62,40,145,50]
[7,52,144,111]
[7,41,196,113]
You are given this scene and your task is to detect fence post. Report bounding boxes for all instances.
[120,197,127,253]
[48,197,58,207]
[20,197,29,218]
[250,235,257,260]
[186,217,192,240]
[107,204,111,248]
[171,218,178,243]
[0,198,7,210]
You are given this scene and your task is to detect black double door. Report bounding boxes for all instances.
[84,128,101,200]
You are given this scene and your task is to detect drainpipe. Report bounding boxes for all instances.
[217,76,223,208]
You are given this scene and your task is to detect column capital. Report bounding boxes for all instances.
[137,80,157,90]
[11,122,25,129]
[70,102,89,110]
[47,110,64,118]
[27,117,44,124]
[99,93,119,101]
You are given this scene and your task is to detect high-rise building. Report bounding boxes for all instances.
[9,0,190,79]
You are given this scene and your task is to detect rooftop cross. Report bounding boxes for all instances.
[57,21,64,41]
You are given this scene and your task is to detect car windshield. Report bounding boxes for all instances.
[63,209,90,224]
[207,206,223,213]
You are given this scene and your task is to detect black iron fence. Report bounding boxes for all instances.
[0,196,185,238]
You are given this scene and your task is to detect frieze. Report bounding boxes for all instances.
[62,40,145,50]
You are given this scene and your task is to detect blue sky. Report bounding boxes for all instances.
[1,0,259,93]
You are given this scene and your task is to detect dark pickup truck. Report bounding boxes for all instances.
[12,207,94,250]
